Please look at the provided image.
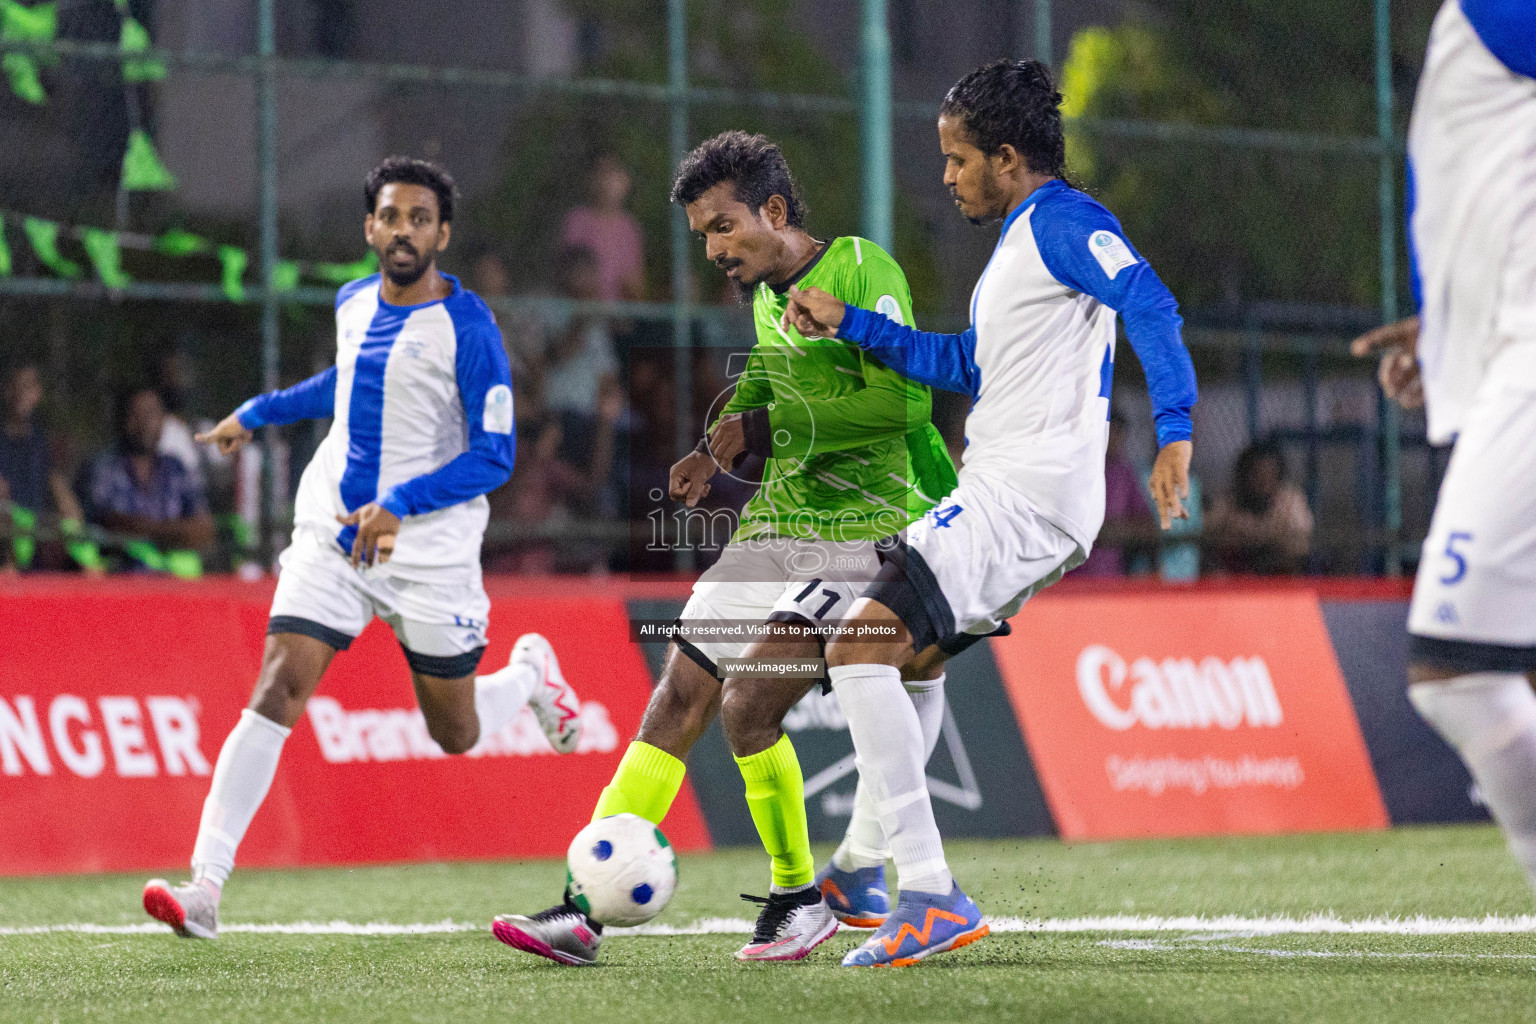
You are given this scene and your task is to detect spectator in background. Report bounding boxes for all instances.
[491,388,622,574]
[87,385,214,557]
[1075,410,1154,577]
[471,247,512,301]
[0,363,100,573]
[155,348,210,491]
[559,153,646,302]
[543,245,620,450]
[1207,438,1313,575]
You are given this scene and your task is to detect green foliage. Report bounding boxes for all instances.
[482,0,938,312]
[0,0,56,104]
[80,226,130,287]
[120,128,178,191]
[120,15,167,84]
[1059,3,1435,310]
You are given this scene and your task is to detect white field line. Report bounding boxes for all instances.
[6,914,1536,938]
[1100,939,1536,962]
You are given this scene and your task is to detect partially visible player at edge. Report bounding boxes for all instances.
[142,157,584,939]
[492,131,966,965]
[782,59,1198,966]
[1352,0,1536,891]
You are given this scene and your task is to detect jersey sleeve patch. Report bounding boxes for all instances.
[875,293,905,325]
[1088,230,1140,280]
[483,383,514,434]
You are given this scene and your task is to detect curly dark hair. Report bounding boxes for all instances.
[669,131,805,227]
[939,59,1066,177]
[365,156,459,223]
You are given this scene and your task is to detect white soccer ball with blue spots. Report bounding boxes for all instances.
[565,813,678,926]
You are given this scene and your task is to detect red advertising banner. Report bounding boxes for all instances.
[0,578,709,875]
[992,592,1389,840]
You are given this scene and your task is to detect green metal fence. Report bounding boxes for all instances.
[0,0,1409,574]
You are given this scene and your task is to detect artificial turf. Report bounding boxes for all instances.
[2,824,1534,1023]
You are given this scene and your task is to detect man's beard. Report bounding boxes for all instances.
[381,242,433,287]
[955,170,1009,226]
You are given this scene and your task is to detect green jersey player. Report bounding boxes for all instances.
[709,236,956,547]
[492,131,958,965]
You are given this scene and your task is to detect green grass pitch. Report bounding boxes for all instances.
[2,824,1534,1023]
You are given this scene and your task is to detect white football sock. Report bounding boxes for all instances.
[835,673,947,872]
[1409,673,1536,887]
[830,664,951,896]
[191,709,290,887]
[473,661,540,742]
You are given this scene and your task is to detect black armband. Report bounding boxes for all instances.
[741,407,773,459]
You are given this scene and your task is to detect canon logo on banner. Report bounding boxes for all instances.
[0,695,210,778]
[1075,645,1284,731]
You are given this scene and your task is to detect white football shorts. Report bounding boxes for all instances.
[1408,340,1536,670]
[864,472,1084,652]
[268,526,491,678]
[674,536,882,672]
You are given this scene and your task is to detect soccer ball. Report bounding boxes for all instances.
[565,813,677,927]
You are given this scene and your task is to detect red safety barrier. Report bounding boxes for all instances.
[993,591,1389,840]
[0,577,710,876]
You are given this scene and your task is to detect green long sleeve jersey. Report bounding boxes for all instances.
[718,236,958,543]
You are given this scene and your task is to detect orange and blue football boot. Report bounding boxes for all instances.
[840,882,989,967]
[815,861,889,929]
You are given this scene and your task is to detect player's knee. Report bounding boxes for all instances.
[718,682,769,754]
[824,637,856,669]
[658,664,719,731]
[249,667,316,726]
[426,715,479,755]
[900,645,946,682]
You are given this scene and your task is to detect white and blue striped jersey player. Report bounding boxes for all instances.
[841,178,1197,650]
[1402,0,1536,663]
[234,272,515,677]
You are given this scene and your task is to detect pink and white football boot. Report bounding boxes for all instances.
[513,633,582,754]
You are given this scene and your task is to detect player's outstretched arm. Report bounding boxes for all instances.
[786,286,982,399]
[197,366,340,456]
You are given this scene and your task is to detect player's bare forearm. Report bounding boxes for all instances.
[1149,440,1193,531]
[707,414,748,468]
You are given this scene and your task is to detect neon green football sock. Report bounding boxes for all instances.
[735,733,814,889]
[591,741,686,824]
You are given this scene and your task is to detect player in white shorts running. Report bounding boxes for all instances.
[1352,0,1536,891]
[783,59,1198,966]
[140,157,583,939]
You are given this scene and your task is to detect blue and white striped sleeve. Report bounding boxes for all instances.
[377,311,516,519]
[1030,195,1197,448]
[234,366,337,429]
